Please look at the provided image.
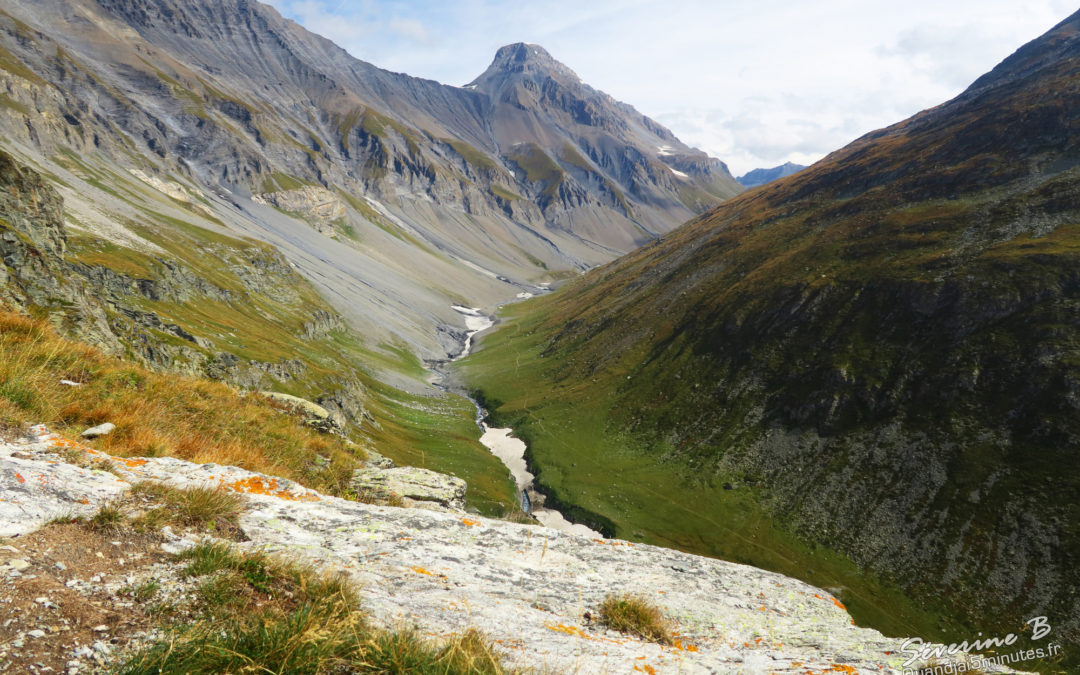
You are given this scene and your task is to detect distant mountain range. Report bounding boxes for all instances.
[463,9,1080,664]
[737,161,806,187]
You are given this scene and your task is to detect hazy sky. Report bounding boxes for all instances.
[263,0,1075,175]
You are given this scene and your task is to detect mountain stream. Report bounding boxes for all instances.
[450,305,603,538]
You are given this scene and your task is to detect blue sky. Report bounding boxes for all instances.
[263,0,1075,175]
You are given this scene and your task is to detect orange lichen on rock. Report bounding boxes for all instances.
[633,665,657,674]
[14,472,25,484]
[460,518,482,527]
[671,638,699,652]
[546,623,589,639]
[410,566,434,576]
[223,475,319,502]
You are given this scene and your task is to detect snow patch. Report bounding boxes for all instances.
[657,145,674,156]
[670,167,689,178]
[452,305,494,359]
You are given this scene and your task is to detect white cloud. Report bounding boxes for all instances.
[265,0,1075,175]
[387,18,430,44]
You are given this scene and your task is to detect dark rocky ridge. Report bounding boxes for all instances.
[464,9,1080,663]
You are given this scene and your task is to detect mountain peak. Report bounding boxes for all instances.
[469,42,580,86]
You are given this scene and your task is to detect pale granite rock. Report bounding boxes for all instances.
[0,426,1035,675]
[350,465,467,510]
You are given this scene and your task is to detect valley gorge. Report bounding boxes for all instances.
[0,0,1076,673]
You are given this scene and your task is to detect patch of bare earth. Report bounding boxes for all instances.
[0,488,231,674]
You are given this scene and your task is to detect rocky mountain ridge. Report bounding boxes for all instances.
[0,0,741,364]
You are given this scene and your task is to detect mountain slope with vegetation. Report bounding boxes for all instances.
[462,10,1080,668]
[0,0,740,363]
[0,146,520,517]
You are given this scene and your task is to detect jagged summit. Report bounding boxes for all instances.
[467,42,581,86]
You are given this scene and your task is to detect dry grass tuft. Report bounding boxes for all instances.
[0,309,361,495]
[596,593,673,644]
[87,501,125,533]
[116,543,514,675]
[131,483,245,531]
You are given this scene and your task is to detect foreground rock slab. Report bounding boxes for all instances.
[0,426,1031,674]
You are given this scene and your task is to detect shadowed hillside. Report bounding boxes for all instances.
[461,11,1080,669]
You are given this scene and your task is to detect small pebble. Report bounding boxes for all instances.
[92,625,108,633]
[27,629,46,638]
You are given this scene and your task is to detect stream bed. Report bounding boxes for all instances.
[450,305,603,538]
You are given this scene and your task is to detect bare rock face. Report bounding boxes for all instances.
[0,152,66,257]
[260,391,345,434]
[252,187,346,235]
[0,425,1035,674]
[350,466,467,511]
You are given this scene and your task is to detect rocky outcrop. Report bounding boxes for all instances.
[260,391,345,435]
[350,466,467,511]
[302,308,344,339]
[0,425,1035,674]
[252,187,346,235]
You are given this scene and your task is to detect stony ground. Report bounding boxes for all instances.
[0,425,1031,674]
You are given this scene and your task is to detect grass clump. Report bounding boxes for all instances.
[131,483,244,530]
[87,501,125,533]
[118,542,513,675]
[596,593,673,644]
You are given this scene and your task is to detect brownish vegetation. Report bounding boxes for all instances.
[0,309,361,494]
[596,593,673,644]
